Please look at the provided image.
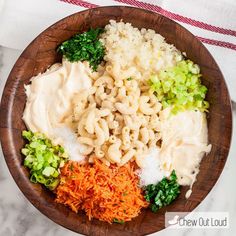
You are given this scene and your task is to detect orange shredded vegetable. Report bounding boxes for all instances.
[55,159,148,223]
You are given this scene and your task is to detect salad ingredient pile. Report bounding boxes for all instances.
[159,108,211,186]
[22,131,68,190]
[55,159,148,223]
[58,28,105,70]
[21,20,212,224]
[144,170,180,212]
[22,60,92,162]
[149,60,209,114]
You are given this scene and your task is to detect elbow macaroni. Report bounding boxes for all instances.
[73,62,162,166]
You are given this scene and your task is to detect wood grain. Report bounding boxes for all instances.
[0,6,232,236]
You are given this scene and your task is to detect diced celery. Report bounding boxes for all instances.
[148,59,209,114]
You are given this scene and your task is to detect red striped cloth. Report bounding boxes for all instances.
[58,0,236,100]
[115,0,236,36]
[0,0,235,100]
[60,0,236,51]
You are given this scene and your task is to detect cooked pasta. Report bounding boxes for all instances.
[68,21,183,166]
[71,63,165,166]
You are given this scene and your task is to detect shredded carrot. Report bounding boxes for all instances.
[55,159,148,223]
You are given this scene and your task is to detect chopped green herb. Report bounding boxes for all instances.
[144,170,180,212]
[57,28,105,71]
[148,60,209,114]
[21,130,68,190]
[69,163,74,171]
[127,77,133,81]
[113,218,125,224]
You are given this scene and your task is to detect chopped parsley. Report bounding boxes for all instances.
[144,170,180,212]
[57,28,105,71]
[127,77,133,81]
[113,218,125,224]
[69,163,74,171]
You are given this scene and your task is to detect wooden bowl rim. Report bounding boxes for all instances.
[0,6,233,236]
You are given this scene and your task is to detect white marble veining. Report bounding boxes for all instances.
[0,46,235,236]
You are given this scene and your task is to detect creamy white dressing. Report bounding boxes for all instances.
[23,60,92,161]
[159,108,211,188]
[138,108,211,198]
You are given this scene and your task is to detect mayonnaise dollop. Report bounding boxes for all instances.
[138,108,211,198]
[23,60,92,161]
[159,108,211,187]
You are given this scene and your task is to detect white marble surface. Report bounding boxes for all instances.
[0,46,235,236]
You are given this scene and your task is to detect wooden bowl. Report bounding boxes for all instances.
[0,6,232,236]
